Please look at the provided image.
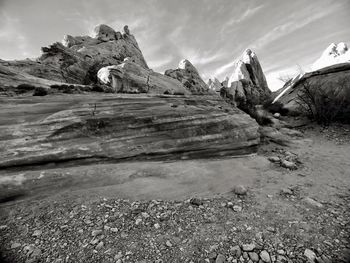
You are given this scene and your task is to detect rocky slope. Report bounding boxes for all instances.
[220,49,271,113]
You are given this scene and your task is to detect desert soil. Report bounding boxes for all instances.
[0,123,349,263]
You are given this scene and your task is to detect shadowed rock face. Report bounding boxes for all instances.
[0,24,148,86]
[0,94,259,169]
[208,78,222,92]
[165,59,209,94]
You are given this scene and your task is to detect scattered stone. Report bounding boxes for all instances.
[242,243,255,252]
[248,252,259,262]
[0,225,7,230]
[260,250,271,262]
[154,223,160,229]
[268,156,280,163]
[280,160,297,170]
[232,185,248,195]
[280,188,293,195]
[304,248,316,262]
[110,227,118,233]
[135,218,142,225]
[216,254,226,263]
[303,197,323,208]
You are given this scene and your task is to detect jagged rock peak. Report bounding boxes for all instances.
[165,59,209,94]
[312,42,350,70]
[228,48,268,90]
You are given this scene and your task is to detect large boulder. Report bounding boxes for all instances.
[97,60,189,95]
[0,94,260,169]
[220,49,271,113]
[165,59,209,94]
[1,24,148,86]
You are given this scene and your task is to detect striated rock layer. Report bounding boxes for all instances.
[0,94,260,169]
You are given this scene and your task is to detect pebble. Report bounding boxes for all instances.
[110,227,118,233]
[233,205,242,212]
[135,218,142,225]
[280,160,297,170]
[273,113,281,119]
[248,252,259,262]
[268,156,280,163]
[154,223,160,229]
[32,230,42,237]
[166,241,172,247]
[91,230,102,237]
[215,254,225,263]
[95,241,104,250]
[190,197,203,206]
[242,243,255,252]
[303,197,323,208]
[304,249,316,262]
[280,188,293,195]
[260,250,271,262]
[232,185,247,195]
[230,245,242,257]
[11,242,21,249]
[0,225,7,230]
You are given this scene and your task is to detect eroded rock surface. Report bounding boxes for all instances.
[165,59,209,94]
[97,61,189,95]
[0,94,259,169]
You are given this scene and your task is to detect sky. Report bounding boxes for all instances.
[0,0,349,91]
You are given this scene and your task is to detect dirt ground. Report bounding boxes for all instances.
[0,123,349,263]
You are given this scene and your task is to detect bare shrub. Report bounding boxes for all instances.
[295,78,350,125]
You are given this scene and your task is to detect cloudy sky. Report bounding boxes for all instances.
[0,0,349,90]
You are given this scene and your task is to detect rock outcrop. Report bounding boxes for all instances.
[208,78,222,92]
[2,24,148,86]
[220,49,271,112]
[97,60,189,95]
[0,94,260,169]
[312,42,350,71]
[165,59,209,94]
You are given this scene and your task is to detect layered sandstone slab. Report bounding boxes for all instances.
[0,94,259,169]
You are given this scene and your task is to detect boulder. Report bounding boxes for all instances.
[165,59,209,94]
[92,24,117,41]
[97,61,189,95]
[0,94,260,169]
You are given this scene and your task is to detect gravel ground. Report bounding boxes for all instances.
[1,189,349,263]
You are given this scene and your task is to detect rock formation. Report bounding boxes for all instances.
[1,24,148,86]
[272,63,350,116]
[220,49,271,113]
[0,24,261,165]
[97,60,189,95]
[312,42,350,70]
[207,78,222,92]
[165,59,209,94]
[0,94,260,168]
